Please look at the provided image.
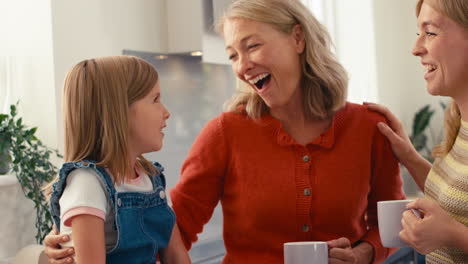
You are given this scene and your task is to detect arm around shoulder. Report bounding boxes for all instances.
[366,103,432,190]
[401,149,432,192]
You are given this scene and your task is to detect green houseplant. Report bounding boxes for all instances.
[0,103,61,243]
[409,102,446,163]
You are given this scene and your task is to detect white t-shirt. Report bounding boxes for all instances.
[58,167,154,250]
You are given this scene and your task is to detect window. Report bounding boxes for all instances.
[301,0,378,104]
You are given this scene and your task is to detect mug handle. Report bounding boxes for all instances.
[409,208,423,218]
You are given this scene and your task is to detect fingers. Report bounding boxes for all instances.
[377,122,404,146]
[44,247,74,264]
[45,226,59,245]
[43,230,74,264]
[407,198,433,212]
[42,226,75,264]
[328,259,347,264]
[365,103,392,119]
[402,209,420,227]
[399,228,411,245]
[366,103,402,128]
[44,247,74,259]
[400,209,422,246]
[400,219,419,252]
[400,210,418,247]
[44,231,70,248]
[44,234,70,247]
[327,237,351,249]
[327,238,358,264]
[364,102,388,114]
[410,208,423,218]
[406,198,435,219]
[47,255,74,264]
[329,247,356,264]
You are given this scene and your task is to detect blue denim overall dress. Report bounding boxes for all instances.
[49,160,175,264]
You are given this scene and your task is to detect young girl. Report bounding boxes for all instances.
[45,56,190,263]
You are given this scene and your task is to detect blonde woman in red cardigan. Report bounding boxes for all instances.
[44,0,405,263]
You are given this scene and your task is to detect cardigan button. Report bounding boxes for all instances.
[302,155,310,162]
[303,188,311,196]
[159,190,166,199]
[117,198,122,207]
[302,224,309,232]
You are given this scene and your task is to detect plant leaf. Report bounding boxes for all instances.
[411,105,434,138]
[2,102,61,244]
[440,101,447,110]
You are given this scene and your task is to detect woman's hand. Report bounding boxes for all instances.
[366,102,432,190]
[327,238,373,264]
[365,103,417,164]
[400,198,462,254]
[43,226,75,264]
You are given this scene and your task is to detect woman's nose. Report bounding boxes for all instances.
[412,36,426,57]
[235,54,254,77]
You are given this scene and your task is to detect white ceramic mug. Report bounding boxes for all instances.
[378,200,420,248]
[284,241,328,264]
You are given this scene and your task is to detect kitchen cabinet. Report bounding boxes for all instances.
[166,0,232,64]
[166,0,203,53]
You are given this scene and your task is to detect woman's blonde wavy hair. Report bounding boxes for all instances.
[416,0,468,158]
[44,56,158,197]
[216,0,348,120]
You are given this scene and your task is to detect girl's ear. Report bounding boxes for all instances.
[291,24,305,54]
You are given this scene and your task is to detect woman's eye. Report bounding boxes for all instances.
[416,32,436,37]
[228,54,237,61]
[247,44,260,49]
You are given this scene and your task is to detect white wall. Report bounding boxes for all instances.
[167,0,203,53]
[50,0,168,152]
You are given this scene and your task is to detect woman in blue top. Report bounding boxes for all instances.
[43,56,190,263]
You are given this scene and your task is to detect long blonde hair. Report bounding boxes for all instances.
[416,0,468,157]
[217,0,347,120]
[45,56,158,197]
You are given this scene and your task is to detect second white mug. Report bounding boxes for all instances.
[378,199,415,248]
[284,241,328,264]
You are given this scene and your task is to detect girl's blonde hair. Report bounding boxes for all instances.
[45,56,158,197]
[217,0,347,120]
[416,0,468,157]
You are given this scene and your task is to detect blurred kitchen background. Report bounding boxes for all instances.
[0,0,445,263]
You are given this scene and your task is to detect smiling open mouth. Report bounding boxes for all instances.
[425,64,437,74]
[250,73,271,90]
